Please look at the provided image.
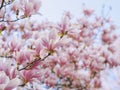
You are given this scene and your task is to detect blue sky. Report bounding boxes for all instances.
[40,0,120,25]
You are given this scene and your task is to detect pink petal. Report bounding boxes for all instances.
[4,78,21,90]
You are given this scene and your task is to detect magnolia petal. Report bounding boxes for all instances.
[4,78,22,90]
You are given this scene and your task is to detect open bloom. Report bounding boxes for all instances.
[19,69,42,85]
[22,0,41,17]
[83,9,94,16]
[42,31,62,54]
[13,49,35,66]
[0,71,21,90]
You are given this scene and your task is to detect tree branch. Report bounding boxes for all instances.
[0,17,28,22]
[18,53,51,71]
[0,55,13,58]
[0,0,5,10]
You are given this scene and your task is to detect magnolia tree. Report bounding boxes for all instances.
[0,0,120,90]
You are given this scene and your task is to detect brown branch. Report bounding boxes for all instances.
[0,0,14,10]
[0,55,13,58]
[0,17,28,22]
[4,0,16,6]
[0,0,5,10]
[18,53,51,71]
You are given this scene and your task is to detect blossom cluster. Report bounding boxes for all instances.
[0,0,120,90]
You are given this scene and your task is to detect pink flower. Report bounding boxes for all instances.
[0,8,5,18]
[42,31,61,54]
[0,71,9,90]
[83,9,94,16]
[22,0,41,17]
[93,76,101,88]
[22,31,32,39]
[4,78,21,90]
[30,0,41,12]
[20,69,42,85]
[101,29,117,44]
[11,1,20,11]
[0,71,21,90]
[13,49,35,65]
[8,38,22,52]
[0,23,6,31]
[0,59,17,79]
[35,39,42,55]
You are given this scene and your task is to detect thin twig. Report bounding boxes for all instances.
[0,17,27,22]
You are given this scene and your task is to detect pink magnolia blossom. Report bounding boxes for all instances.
[41,31,62,54]
[8,38,22,52]
[83,8,94,16]
[0,59,17,79]
[21,0,41,17]
[13,49,36,66]
[0,71,21,90]
[0,71,9,90]
[0,8,5,18]
[19,69,42,85]
[0,0,120,90]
